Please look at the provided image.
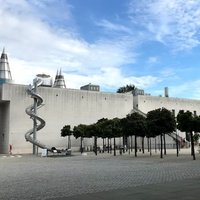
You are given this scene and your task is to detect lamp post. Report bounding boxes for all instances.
[176,122,179,157]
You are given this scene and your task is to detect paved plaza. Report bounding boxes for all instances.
[0,150,200,200]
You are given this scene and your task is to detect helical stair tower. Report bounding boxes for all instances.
[25,78,51,152]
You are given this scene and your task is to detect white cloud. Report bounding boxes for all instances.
[129,0,200,51]
[169,80,200,99]
[147,56,158,64]
[159,68,177,78]
[0,0,160,92]
[65,67,160,91]
[148,79,200,100]
[96,19,132,34]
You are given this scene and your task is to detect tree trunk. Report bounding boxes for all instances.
[94,136,97,156]
[68,135,71,149]
[142,137,144,154]
[176,132,179,157]
[123,136,125,153]
[147,137,150,152]
[80,137,83,154]
[103,138,105,153]
[107,138,109,153]
[150,138,152,156]
[190,131,196,160]
[131,136,133,152]
[163,134,166,155]
[110,138,112,154]
[114,137,116,156]
[160,134,163,159]
[134,135,137,157]
[155,137,157,153]
[128,136,131,155]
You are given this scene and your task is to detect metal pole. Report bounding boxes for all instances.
[33,79,37,155]
[176,126,179,157]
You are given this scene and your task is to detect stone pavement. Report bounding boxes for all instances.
[55,178,200,200]
[0,150,200,200]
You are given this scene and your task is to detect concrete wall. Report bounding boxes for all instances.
[134,95,200,139]
[135,95,200,116]
[2,83,200,154]
[1,83,133,154]
[0,101,10,154]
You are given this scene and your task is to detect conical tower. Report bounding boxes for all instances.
[53,68,66,88]
[0,48,13,84]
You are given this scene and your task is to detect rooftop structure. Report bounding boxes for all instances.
[80,83,100,91]
[53,69,66,88]
[132,88,144,96]
[36,74,53,87]
[0,48,12,84]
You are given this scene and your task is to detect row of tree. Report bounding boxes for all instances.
[61,108,200,160]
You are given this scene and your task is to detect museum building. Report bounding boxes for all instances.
[1,49,200,154]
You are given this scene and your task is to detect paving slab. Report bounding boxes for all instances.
[53,178,200,200]
[0,151,200,200]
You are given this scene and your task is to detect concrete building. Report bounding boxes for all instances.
[0,83,133,154]
[80,83,100,92]
[1,49,200,154]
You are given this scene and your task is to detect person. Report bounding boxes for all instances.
[9,144,12,154]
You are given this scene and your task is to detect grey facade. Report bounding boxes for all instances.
[0,83,133,154]
[1,82,200,154]
[80,83,100,92]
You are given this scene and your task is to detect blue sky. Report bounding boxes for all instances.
[1,0,200,99]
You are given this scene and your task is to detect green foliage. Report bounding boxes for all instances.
[146,108,176,137]
[177,110,194,132]
[116,84,135,93]
[61,125,72,137]
[177,110,199,160]
[193,116,200,133]
[110,118,122,138]
[177,110,200,133]
[96,118,113,138]
[73,124,87,139]
[95,118,109,138]
[193,133,200,142]
[124,112,147,137]
[85,124,98,138]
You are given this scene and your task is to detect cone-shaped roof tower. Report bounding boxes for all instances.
[53,68,66,88]
[0,48,13,84]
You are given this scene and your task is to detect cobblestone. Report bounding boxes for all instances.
[0,152,200,200]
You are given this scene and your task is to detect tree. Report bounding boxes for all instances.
[85,123,99,155]
[146,108,176,158]
[120,117,128,153]
[117,84,135,93]
[110,118,122,156]
[73,124,87,153]
[61,125,72,149]
[125,112,147,157]
[177,110,200,160]
[96,118,109,153]
[145,124,156,156]
[100,118,113,153]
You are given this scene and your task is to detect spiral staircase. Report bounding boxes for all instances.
[25,78,51,151]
